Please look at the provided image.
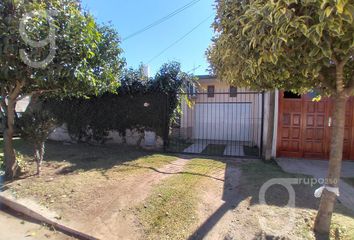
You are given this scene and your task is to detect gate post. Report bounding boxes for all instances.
[260,91,265,159]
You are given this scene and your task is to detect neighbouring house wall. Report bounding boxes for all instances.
[48,124,72,142]
[272,90,279,158]
[15,96,31,113]
[0,96,30,114]
[48,125,164,148]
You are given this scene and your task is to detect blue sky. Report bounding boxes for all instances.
[81,0,215,76]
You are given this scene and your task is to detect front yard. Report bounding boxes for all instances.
[1,139,354,240]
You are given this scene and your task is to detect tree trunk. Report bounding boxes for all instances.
[35,141,45,176]
[314,94,348,234]
[4,98,18,180]
[264,90,275,161]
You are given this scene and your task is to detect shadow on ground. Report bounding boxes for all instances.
[188,160,354,240]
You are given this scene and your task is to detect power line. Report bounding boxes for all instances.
[187,65,202,73]
[123,0,201,41]
[147,15,213,64]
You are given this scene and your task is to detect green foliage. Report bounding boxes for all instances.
[208,0,354,95]
[44,62,195,142]
[0,0,124,177]
[0,0,124,97]
[18,109,57,145]
[44,92,168,142]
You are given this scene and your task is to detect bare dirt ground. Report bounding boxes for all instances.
[74,157,189,240]
[193,164,242,240]
[5,157,189,240]
[4,140,354,240]
[192,161,354,240]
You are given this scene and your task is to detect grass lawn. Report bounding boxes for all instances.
[137,158,225,240]
[0,138,29,171]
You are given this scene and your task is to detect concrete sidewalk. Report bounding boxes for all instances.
[276,158,354,212]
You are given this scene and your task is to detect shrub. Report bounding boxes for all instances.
[18,109,57,175]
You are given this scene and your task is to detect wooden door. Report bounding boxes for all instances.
[276,94,303,158]
[302,96,329,159]
[277,92,354,160]
[327,99,354,159]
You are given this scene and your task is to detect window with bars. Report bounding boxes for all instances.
[230,86,237,97]
[207,85,215,98]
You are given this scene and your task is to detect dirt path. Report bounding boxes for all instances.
[69,157,190,240]
[193,163,243,240]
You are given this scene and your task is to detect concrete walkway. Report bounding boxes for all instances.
[183,140,246,157]
[277,158,354,212]
[0,207,74,240]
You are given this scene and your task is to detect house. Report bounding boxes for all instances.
[0,96,30,135]
[276,91,354,160]
[173,75,266,157]
[172,75,354,160]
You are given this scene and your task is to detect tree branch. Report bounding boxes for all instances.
[318,73,335,93]
[16,89,60,102]
[344,75,354,96]
[341,54,352,66]
[9,81,24,101]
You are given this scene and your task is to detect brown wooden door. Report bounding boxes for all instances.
[302,96,329,159]
[276,94,303,158]
[277,92,354,160]
[326,98,354,160]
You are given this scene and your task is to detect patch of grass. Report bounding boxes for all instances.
[0,138,25,171]
[343,178,354,188]
[331,214,354,240]
[138,158,226,240]
[201,144,226,156]
[243,145,260,157]
[299,212,354,240]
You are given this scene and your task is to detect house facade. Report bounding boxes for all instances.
[175,75,354,160]
[174,75,266,157]
[276,91,354,160]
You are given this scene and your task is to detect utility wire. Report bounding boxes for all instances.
[123,0,201,41]
[147,15,213,64]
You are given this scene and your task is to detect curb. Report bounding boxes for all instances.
[0,192,99,240]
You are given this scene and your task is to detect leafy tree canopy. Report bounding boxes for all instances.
[208,0,354,95]
[0,0,125,98]
[0,0,125,179]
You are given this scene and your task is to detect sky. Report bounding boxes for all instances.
[81,0,215,76]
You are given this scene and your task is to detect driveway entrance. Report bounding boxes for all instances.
[277,158,354,212]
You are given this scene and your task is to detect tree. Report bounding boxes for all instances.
[18,107,56,175]
[208,0,354,235]
[0,0,124,180]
